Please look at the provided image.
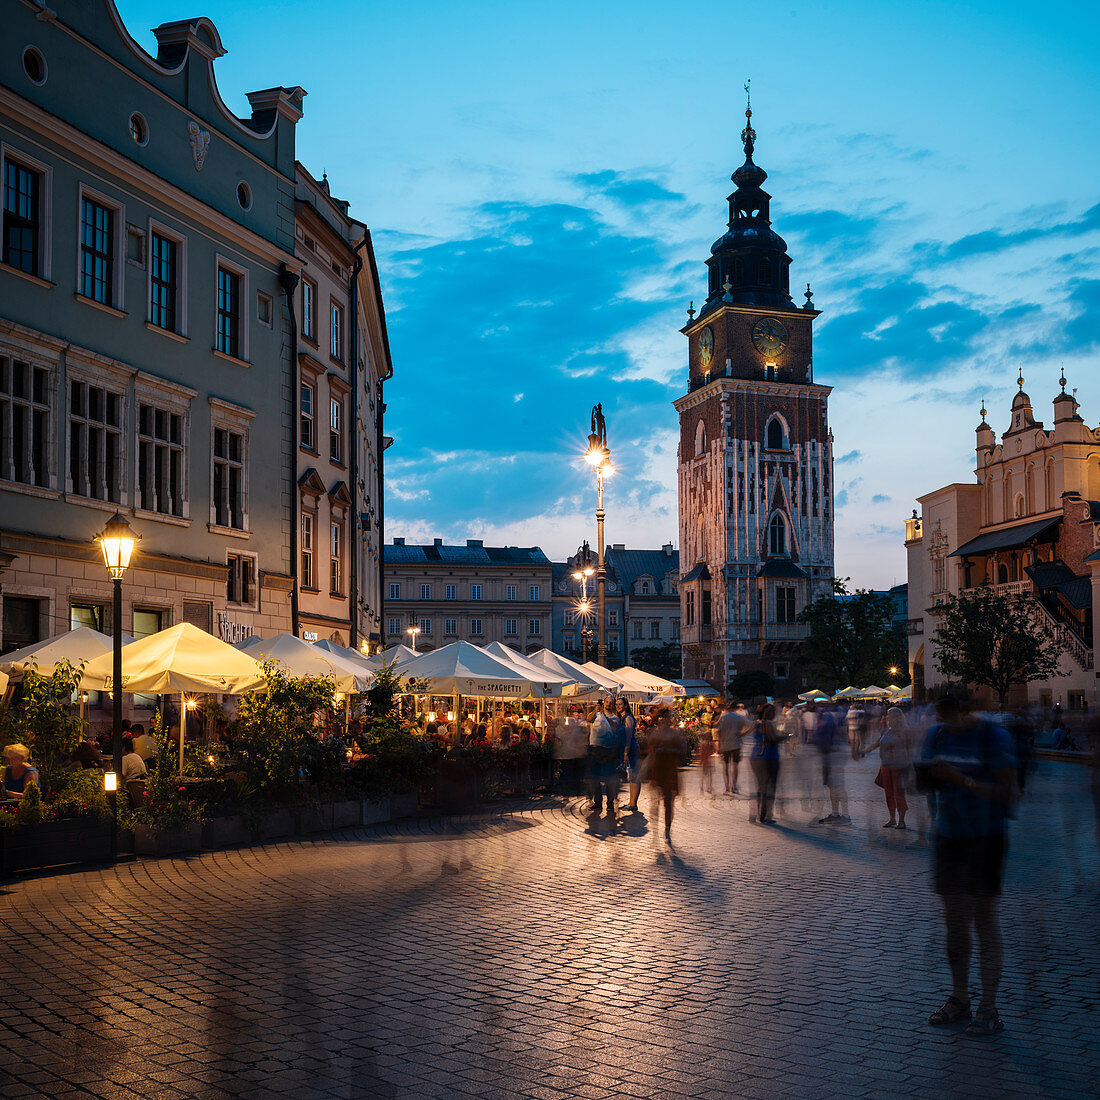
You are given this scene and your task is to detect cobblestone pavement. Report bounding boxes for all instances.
[1,757,1097,1099]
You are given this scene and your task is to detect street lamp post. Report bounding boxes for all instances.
[571,557,595,664]
[406,624,421,652]
[584,405,614,666]
[95,512,140,779]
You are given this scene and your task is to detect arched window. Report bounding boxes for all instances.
[732,259,743,283]
[694,420,706,457]
[1013,493,1025,518]
[641,580,650,595]
[768,514,787,556]
[760,259,772,285]
[765,416,788,450]
[1045,460,1055,509]
[997,563,1009,584]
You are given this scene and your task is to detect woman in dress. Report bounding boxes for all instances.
[749,703,787,824]
[863,705,912,829]
[647,707,685,838]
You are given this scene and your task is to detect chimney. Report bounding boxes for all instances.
[663,543,674,556]
[612,543,625,552]
[393,537,404,546]
[467,539,484,548]
[434,537,444,547]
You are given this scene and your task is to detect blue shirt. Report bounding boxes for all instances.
[920,720,1016,839]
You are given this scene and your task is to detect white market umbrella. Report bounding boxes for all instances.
[236,633,373,692]
[857,685,892,699]
[313,638,376,674]
[833,685,860,700]
[525,650,612,699]
[399,641,545,700]
[579,661,632,691]
[483,642,578,698]
[611,666,681,695]
[82,623,268,774]
[1,626,134,681]
[890,684,914,701]
[798,689,831,702]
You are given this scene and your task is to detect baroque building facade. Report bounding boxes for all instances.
[906,377,1100,709]
[0,5,389,676]
[674,101,834,692]
[382,539,553,653]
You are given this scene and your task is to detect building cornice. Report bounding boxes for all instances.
[682,301,821,337]
[674,377,832,413]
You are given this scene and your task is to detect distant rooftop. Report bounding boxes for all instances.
[385,537,551,566]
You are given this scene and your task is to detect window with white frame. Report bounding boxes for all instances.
[650,620,661,639]
[389,582,401,600]
[505,618,517,636]
[329,397,342,463]
[445,584,456,601]
[3,156,45,277]
[330,520,343,594]
[640,580,650,595]
[444,618,457,636]
[301,512,314,588]
[300,382,315,450]
[217,265,242,358]
[470,584,482,601]
[69,379,121,502]
[528,619,541,636]
[563,633,575,652]
[387,617,401,637]
[564,610,575,626]
[212,426,245,529]
[608,609,618,626]
[149,231,179,332]
[0,354,50,488]
[419,617,431,635]
[529,584,540,601]
[330,300,344,361]
[137,402,184,516]
[420,583,431,600]
[227,552,256,606]
[469,618,483,635]
[506,584,517,601]
[302,278,316,342]
[671,619,680,639]
[632,620,643,640]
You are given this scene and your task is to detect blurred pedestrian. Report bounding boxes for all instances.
[864,706,912,829]
[918,693,1017,1038]
[716,703,749,793]
[698,723,717,797]
[614,697,642,812]
[647,706,685,839]
[812,706,850,824]
[749,703,787,823]
[588,699,626,817]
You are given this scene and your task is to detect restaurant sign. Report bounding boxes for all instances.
[218,613,254,645]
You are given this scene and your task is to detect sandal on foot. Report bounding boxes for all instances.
[965,1009,1004,1037]
[928,996,971,1026]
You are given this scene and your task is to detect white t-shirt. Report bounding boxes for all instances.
[121,752,147,783]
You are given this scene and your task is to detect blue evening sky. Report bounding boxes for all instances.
[119,0,1100,588]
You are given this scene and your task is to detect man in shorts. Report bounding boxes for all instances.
[919,692,1017,1037]
[716,703,750,793]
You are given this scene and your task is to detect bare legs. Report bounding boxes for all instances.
[941,894,1003,1012]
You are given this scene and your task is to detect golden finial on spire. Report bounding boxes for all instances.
[980,397,987,421]
[1060,365,1067,391]
[1017,369,1025,390]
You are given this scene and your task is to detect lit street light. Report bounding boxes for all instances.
[572,553,596,663]
[406,624,421,652]
[583,404,613,666]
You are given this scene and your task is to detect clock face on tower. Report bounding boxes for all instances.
[699,326,714,369]
[751,317,790,357]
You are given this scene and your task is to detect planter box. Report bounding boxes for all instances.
[389,791,419,819]
[296,805,333,835]
[1,818,112,873]
[332,800,361,829]
[202,815,250,849]
[254,808,295,841]
[361,798,390,826]
[133,822,202,857]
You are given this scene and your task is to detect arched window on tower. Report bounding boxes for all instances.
[1013,493,1025,519]
[1045,459,1055,510]
[760,259,772,285]
[768,514,787,556]
[694,420,706,457]
[765,415,789,451]
[732,259,743,284]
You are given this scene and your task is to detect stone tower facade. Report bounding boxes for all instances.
[674,98,834,692]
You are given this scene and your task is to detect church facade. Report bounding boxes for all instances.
[674,100,835,693]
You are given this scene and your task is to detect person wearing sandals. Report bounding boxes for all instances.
[918,692,1017,1038]
[863,706,911,830]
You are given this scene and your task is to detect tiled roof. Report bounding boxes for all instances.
[385,542,551,566]
[603,547,679,588]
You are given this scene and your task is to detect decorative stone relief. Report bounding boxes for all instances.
[188,120,211,171]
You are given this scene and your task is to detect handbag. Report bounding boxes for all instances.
[873,766,885,788]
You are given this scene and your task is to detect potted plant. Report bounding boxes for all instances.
[128,730,203,856]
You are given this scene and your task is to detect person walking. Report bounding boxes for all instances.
[812,706,850,824]
[864,706,912,829]
[919,692,1017,1038]
[647,707,685,839]
[615,697,643,812]
[588,699,626,817]
[716,703,749,793]
[749,703,787,823]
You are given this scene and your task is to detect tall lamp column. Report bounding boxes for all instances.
[584,406,614,667]
[95,513,140,781]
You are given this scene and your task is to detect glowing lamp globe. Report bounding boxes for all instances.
[96,512,140,580]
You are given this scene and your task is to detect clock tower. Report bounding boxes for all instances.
[674,95,834,692]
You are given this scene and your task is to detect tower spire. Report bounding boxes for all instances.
[741,78,756,159]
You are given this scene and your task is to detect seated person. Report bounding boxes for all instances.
[131,723,155,762]
[3,743,40,802]
[120,736,148,808]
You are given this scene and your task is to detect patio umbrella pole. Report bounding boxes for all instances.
[179,693,186,776]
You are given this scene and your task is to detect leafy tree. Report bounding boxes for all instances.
[930,589,1066,707]
[629,642,681,681]
[797,579,903,689]
[729,668,775,700]
[0,658,86,795]
[354,660,431,797]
